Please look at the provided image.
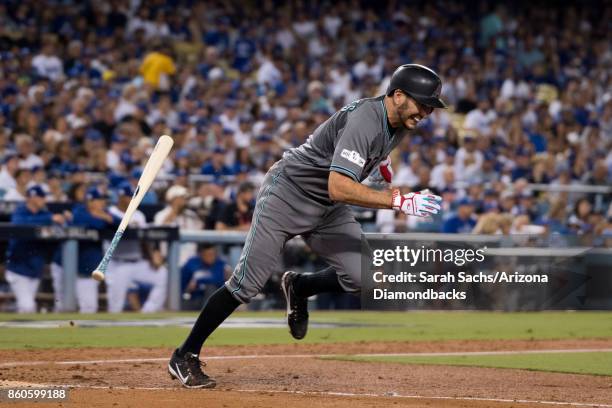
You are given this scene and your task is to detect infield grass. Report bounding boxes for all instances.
[329,351,612,376]
[0,311,611,349]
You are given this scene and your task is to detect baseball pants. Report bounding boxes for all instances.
[49,265,100,313]
[76,277,99,313]
[5,270,40,313]
[106,259,168,313]
[225,162,363,304]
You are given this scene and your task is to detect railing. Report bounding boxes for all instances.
[0,226,610,311]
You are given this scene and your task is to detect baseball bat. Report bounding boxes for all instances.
[91,135,174,281]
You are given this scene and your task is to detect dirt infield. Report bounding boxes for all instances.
[1,339,612,407]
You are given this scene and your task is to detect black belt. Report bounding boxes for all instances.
[114,258,141,263]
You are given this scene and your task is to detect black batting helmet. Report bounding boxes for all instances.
[386,64,447,109]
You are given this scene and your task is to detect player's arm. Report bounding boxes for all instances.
[327,109,395,209]
[11,208,54,225]
[328,171,393,209]
[329,105,441,216]
[329,170,442,216]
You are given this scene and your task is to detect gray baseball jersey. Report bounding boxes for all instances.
[225,95,411,303]
[282,95,409,205]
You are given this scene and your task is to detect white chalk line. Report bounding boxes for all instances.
[1,347,612,368]
[4,382,611,408]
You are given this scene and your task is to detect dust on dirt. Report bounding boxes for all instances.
[1,338,611,408]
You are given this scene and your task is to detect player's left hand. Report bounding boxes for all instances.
[379,156,393,183]
[392,189,442,217]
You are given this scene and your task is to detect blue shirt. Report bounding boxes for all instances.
[71,204,121,277]
[441,215,477,233]
[529,132,547,153]
[201,161,234,181]
[6,204,54,278]
[511,166,531,181]
[181,256,226,295]
[232,37,256,71]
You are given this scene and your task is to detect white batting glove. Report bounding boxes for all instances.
[392,189,442,217]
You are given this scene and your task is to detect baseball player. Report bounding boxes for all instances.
[71,186,121,313]
[6,185,69,313]
[168,64,446,388]
[106,184,168,313]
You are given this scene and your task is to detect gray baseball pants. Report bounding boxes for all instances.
[225,161,363,303]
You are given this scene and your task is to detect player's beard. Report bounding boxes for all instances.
[395,100,421,129]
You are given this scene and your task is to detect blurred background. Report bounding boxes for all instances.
[0,0,610,314]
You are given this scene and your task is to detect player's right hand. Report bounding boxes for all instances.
[392,189,442,217]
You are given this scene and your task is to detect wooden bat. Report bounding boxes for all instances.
[91,135,174,281]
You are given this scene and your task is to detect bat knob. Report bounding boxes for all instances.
[91,270,105,281]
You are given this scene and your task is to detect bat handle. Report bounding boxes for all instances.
[93,230,124,276]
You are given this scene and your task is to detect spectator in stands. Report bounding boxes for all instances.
[394,154,423,188]
[154,185,201,229]
[595,214,612,247]
[454,136,483,184]
[511,150,533,181]
[0,154,18,197]
[473,213,512,235]
[189,182,227,230]
[442,198,477,233]
[510,214,546,235]
[411,167,436,195]
[568,198,596,235]
[15,134,43,170]
[140,42,176,91]
[6,185,70,313]
[31,42,64,82]
[71,186,121,313]
[3,169,31,201]
[154,185,202,264]
[201,147,234,182]
[482,189,500,213]
[539,198,570,235]
[430,148,455,191]
[215,182,255,231]
[463,99,497,137]
[180,244,230,309]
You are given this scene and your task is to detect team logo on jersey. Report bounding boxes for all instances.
[340,149,366,167]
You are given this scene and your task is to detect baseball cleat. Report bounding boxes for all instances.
[281,271,309,340]
[168,349,216,389]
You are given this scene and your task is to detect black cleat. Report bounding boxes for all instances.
[281,271,309,340]
[168,349,216,389]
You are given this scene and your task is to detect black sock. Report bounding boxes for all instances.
[292,267,345,298]
[178,286,241,356]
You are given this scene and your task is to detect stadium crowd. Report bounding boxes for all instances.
[0,0,610,312]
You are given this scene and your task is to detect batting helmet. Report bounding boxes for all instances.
[386,64,447,109]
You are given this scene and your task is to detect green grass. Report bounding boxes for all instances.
[329,352,612,376]
[0,311,611,349]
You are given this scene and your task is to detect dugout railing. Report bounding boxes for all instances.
[0,226,610,312]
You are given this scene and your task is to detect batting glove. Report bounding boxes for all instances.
[378,156,393,184]
[392,189,442,217]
